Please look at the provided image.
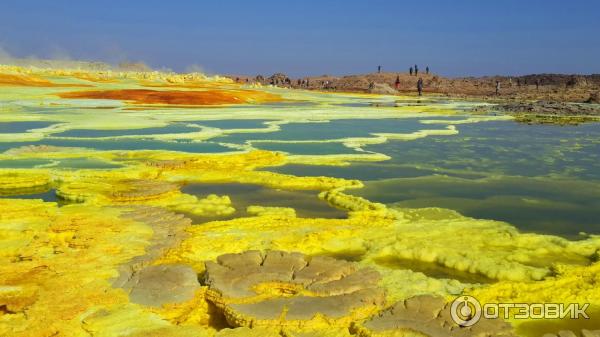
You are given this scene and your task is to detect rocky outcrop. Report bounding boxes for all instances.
[486,101,600,116]
[586,91,600,104]
[367,83,397,95]
[471,100,600,124]
[266,73,291,86]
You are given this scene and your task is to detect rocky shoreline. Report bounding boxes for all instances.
[473,100,600,125]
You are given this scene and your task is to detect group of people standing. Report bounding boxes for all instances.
[378,65,433,95]
[410,65,429,96]
[378,65,430,77]
[409,64,429,76]
[297,78,310,87]
[394,65,429,96]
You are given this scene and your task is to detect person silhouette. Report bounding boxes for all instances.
[410,67,413,76]
[417,77,424,96]
[395,75,401,89]
[415,64,419,76]
[426,66,429,75]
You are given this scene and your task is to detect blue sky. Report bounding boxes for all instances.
[1,0,599,77]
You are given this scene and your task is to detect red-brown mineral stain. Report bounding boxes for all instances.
[57,88,281,106]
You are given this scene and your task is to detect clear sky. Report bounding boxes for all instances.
[1,0,599,77]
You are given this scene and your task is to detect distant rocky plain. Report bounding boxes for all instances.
[230,72,600,124]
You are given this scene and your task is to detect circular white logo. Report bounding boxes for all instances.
[450,295,482,327]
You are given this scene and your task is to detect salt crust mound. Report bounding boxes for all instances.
[123,264,201,307]
[204,250,386,329]
[111,206,193,295]
[352,295,515,337]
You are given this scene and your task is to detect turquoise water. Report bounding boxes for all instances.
[0,139,231,153]
[0,186,55,200]
[3,111,600,238]
[0,157,121,169]
[54,124,202,138]
[0,189,56,201]
[182,183,347,223]
[193,119,273,129]
[0,158,55,168]
[269,120,600,237]
[366,121,600,180]
[270,121,600,180]
[212,118,450,144]
[0,121,56,133]
[256,142,359,155]
[267,163,444,180]
[0,188,73,207]
[335,99,455,107]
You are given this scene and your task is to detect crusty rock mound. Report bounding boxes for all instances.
[204,250,385,329]
[352,295,515,337]
[123,264,200,307]
[112,206,191,275]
